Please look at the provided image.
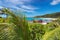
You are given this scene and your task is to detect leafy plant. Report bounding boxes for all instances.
[1,8,30,40]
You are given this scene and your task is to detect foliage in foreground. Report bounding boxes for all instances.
[0,8,60,40]
[29,22,60,40]
[1,8,30,40]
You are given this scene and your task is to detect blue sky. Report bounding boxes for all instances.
[0,0,60,17]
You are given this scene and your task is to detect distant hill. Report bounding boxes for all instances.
[34,12,60,18]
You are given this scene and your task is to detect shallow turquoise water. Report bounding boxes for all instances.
[26,17,52,22]
[26,17,51,21]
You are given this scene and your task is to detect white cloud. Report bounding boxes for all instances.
[5,0,31,5]
[21,8,35,13]
[0,6,4,9]
[20,5,38,11]
[50,0,60,5]
[0,0,38,13]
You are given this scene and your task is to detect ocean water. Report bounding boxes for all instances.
[26,17,52,22]
[26,17,42,21]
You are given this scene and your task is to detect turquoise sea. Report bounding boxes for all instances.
[26,17,52,22]
[26,17,43,21]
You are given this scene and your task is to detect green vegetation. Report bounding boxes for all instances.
[35,12,60,18]
[29,22,60,40]
[0,8,60,40]
[0,8,29,40]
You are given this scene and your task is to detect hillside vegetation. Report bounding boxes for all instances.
[35,12,60,18]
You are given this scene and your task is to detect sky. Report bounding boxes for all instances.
[0,0,60,17]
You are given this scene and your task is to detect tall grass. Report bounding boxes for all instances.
[29,21,60,40]
[1,8,30,40]
[42,27,60,40]
[0,8,60,40]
